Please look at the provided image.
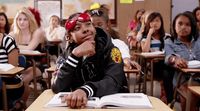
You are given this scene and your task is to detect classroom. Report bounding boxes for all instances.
[0,0,200,111]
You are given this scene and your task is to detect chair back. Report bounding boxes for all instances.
[18,55,26,68]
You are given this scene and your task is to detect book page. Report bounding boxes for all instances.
[141,51,164,56]
[188,60,200,68]
[45,92,70,107]
[20,50,41,54]
[45,92,100,108]
[0,63,15,71]
[98,93,152,108]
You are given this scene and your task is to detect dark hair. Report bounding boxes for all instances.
[134,9,145,23]
[0,12,10,34]
[89,9,109,22]
[143,12,165,50]
[172,11,198,41]
[193,6,200,22]
[89,9,120,39]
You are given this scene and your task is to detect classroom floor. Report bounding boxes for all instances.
[26,74,182,111]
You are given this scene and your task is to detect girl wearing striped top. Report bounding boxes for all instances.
[0,33,24,110]
[140,12,173,104]
[140,12,166,52]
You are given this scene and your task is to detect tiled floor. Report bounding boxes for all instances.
[128,73,181,111]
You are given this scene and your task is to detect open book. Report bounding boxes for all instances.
[188,60,200,68]
[0,63,15,71]
[45,93,152,109]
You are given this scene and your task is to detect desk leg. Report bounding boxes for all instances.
[150,60,154,96]
[31,59,38,99]
[143,59,147,94]
[47,72,52,89]
[186,75,199,111]
[2,81,8,111]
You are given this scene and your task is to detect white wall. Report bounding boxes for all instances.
[0,0,34,18]
[172,0,199,20]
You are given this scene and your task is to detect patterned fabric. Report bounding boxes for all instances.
[0,34,17,63]
[142,37,161,52]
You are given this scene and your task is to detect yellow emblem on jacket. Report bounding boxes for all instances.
[111,48,122,63]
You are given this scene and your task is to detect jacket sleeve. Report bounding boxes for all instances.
[164,38,180,65]
[83,47,128,97]
[51,54,81,93]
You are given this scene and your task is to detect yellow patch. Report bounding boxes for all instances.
[111,48,122,63]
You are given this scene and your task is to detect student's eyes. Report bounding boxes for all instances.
[74,26,80,31]
[86,22,92,26]
[97,23,103,27]
[178,22,183,26]
[18,18,28,21]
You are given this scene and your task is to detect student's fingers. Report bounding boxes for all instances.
[176,58,187,68]
[81,96,88,108]
[76,96,83,108]
[70,95,77,108]
[66,94,77,108]
[66,94,72,107]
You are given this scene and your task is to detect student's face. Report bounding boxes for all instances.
[175,15,191,38]
[136,11,144,21]
[0,15,6,28]
[150,16,161,30]
[50,16,59,27]
[91,16,108,31]
[70,21,96,45]
[195,10,200,22]
[17,13,29,30]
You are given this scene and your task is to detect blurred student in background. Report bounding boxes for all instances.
[193,6,200,31]
[88,8,141,70]
[9,7,45,103]
[165,11,200,111]
[127,9,145,50]
[45,15,66,64]
[140,12,173,104]
[0,12,10,34]
[0,32,24,110]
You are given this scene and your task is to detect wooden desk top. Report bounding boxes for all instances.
[124,68,140,73]
[0,67,24,77]
[46,65,56,72]
[26,90,172,111]
[134,53,164,59]
[20,50,46,56]
[179,68,200,73]
[47,40,62,45]
[188,86,200,96]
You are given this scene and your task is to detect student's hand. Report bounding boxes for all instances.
[174,57,188,68]
[130,61,141,70]
[124,58,141,70]
[148,28,155,37]
[124,58,132,69]
[61,89,88,108]
[72,40,96,57]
